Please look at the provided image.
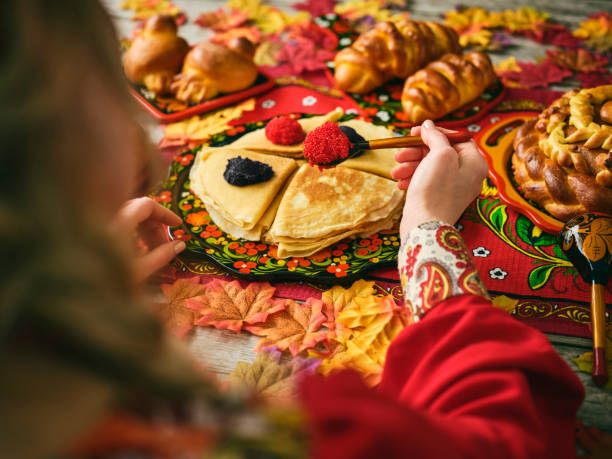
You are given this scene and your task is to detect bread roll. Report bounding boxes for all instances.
[122,15,189,94]
[400,51,496,123]
[333,19,461,94]
[171,41,258,104]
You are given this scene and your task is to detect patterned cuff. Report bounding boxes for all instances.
[398,221,490,321]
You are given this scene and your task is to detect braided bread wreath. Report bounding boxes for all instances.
[512,85,612,222]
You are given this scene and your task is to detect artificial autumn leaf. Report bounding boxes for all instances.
[249,298,327,357]
[498,7,548,32]
[254,40,283,66]
[547,49,609,74]
[276,38,336,75]
[151,277,205,339]
[210,26,263,46]
[495,56,521,73]
[293,0,336,17]
[491,295,519,313]
[572,327,612,391]
[574,12,612,53]
[334,0,396,23]
[576,72,612,89]
[518,23,582,48]
[500,59,573,89]
[187,279,283,333]
[321,280,376,338]
[120,0,185,23]
[229,347,320,401]
[161,98,255,148]
[288,22,339,51]
[194,8,248,31]
[317,296,410,386]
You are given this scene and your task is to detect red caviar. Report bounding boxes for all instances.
[264,116,305,145]
[303,121,350,166]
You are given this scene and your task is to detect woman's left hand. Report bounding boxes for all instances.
[111,197,186,283]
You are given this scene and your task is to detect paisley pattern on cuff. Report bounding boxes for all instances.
[398,221,490,321]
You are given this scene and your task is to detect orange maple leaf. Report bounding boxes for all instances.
[187,279,283,333]
[249,298,327,357]
[152,277,204,339]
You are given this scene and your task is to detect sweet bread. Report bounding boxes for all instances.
[123,15,189,94]
[400,51,496,123]
[512,86,612,221]
[333,19,461,94]
[171,41,258,104]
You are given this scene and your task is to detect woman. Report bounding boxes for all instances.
[0,1,583,458]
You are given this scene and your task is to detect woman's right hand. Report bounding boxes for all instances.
[391,120,488,241]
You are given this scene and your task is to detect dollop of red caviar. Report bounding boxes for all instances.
[303,121,351,166]
[264,116,305,145]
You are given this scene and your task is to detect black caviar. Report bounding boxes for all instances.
[223,156,274,186]
[339,125,366,158]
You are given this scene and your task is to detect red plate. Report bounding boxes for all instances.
[129,71,275,123]
[477,112,564,234]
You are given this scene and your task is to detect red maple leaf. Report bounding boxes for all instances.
[576,72,612,88]
[288,22,338,51]
[292,0,336,17]
[500,59,573,89]
[194,8,248,31]
[276,38,336,75]
[516,23,582,49]
[187,279,284,333]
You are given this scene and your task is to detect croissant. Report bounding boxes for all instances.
[512,86,612,221]
[123,15,189,94]
[333,19,461,94]
[171,40,258,104]
[400,51,496,123]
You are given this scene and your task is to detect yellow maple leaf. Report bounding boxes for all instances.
[318,295,411,386]
[444,7,497,32]
[498,7,548,32]
[458,28,493,49]
[491,295,519,313]
[120,0,182,20]
[163,98,255,143]
[254,41,283,67]
[335,0,394,22]
[572,327,612,391]
[495,56,521,73]
[321,280,376,339]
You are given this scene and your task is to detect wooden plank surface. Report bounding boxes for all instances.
[103,0,612,434]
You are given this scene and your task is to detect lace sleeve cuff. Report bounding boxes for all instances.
[398,221,490,321]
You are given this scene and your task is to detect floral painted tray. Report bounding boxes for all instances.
[153,116,401,283]
[130,72,275,123]
[317,13,506,132]
[477,111,564,233]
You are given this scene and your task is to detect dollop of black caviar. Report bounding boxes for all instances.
[223,156,274,186]
[339,125,366,157]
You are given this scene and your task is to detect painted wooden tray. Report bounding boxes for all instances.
[153,116,401,283]
[477,111,564,234]
[130,72,275,123]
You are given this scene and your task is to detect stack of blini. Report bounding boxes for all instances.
[188,109,405,258]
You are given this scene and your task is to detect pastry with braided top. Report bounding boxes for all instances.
[171,38,258,104]
[512,85,612,222]
[400,51,496,123]
[123,15,189,95]
[333,19,461,94]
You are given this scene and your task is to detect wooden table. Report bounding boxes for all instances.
[103,0,612,436]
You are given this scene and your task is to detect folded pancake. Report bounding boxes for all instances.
[189,148,297,233]
[228,107,345,157]
[267,164,404,257]
[338,119,400,180]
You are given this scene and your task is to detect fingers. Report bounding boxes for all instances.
[114,197,182,232]
[133,240,186,284]
[457,141,489,182]
[420,120,454,152]
[395,147,425,163]
[138,219,171,250]
[391,161,419,181]
[411,124,458,136]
